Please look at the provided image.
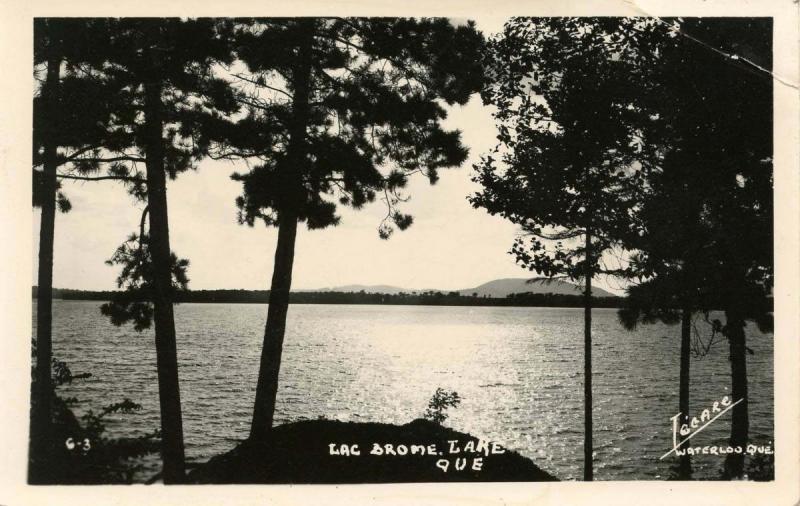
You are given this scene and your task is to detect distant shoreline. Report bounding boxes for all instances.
[33,287,626,309]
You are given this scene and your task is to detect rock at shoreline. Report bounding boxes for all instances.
[188,418,558,483]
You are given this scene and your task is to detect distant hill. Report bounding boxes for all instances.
[309,278,614,298]
[457,278,615,298]
[306,284,411,295]
[33,281,626,308]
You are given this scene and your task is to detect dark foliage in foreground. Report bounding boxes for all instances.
[29,357,159,484]
[187,418,557,483]
[617,18,773,479]
[39,396,161,484]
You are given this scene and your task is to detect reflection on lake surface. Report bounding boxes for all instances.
[36,300,773,480]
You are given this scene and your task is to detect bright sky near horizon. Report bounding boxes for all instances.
[31,17,627,295]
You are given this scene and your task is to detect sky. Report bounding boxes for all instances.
[31,17,628,295]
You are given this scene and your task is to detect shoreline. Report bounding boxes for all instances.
[187,418,559,484]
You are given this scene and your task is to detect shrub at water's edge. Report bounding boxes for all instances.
[29,357,160,484]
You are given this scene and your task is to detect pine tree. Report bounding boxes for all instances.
[89,18,239,482]
[31,18,144,483]
[470,18,666,480]
[620,18,773,479]
[30,18,63,484]
[214,17,484,439]
[673,19,772,479]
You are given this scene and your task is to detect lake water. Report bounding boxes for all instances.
[36,300,774,481]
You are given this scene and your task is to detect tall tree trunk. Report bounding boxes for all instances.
[249,19,314,440]
[30,47,61,484]
[677,304,692,479]
[583,229,593,481]
[143,79,186,483]
[723,310,748,478]
[249,210,299,439]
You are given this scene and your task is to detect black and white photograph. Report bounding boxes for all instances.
[1,1,799,505]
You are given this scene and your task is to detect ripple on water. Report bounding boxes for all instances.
[38,301,773,481]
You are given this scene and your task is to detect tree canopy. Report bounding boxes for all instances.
[470,18,667,281]
[95,18,241,330]
[218,17,484,237]
[628,18,773,323]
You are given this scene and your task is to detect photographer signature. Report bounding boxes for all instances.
[660,395,742,460]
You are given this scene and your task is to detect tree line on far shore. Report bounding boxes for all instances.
[33,286,628,308]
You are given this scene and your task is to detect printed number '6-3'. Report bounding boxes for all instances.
[65,437,91,451]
